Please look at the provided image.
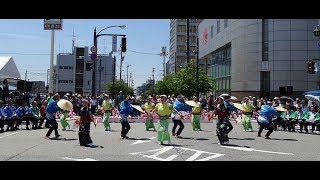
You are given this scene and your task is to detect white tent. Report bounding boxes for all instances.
[0,57,21,80]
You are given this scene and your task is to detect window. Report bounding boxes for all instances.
[88,81,90,85]
[210,25,214,38]
[224,19,228,28]
[260,71,270,93]
[217,20,220,33]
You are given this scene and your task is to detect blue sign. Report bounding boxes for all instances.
[90,53,97,60]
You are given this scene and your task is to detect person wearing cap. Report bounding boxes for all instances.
[153,95,172,145]
[257,101,281,139]
[241,97,254,132]
[45,93,62,139]
[279,103,296,131]
[142,97,155,131]
[119,95,133,139]
[213,96,238,145]
[102,94,113,131]
[79,99,96,147]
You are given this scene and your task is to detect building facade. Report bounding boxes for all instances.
[168,19,201,74]
[198,19,320,99]
[55,46,115,96]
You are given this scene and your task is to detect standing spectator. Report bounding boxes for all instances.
[45,94,62,139]
[90,96,97,115]
[200,95,207,110]
[2,79,9,103]
[39,100,47,129]
[115,91,124,110]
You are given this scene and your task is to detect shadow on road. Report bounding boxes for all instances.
[212,142,251,148]
[268,138,298,141]
[62,129,76,132]
[125,137,152,140]
[229,137,255,140]
[49,138,78,141]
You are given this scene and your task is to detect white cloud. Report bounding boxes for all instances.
[0,32,41,39]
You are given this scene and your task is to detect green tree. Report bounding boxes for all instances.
[155,74,179,96]
[106,80,134,97]
[173,62,213,98]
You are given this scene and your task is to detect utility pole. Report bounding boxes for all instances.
[186,19,190,64]
[98,57,103,94]
[112,56,116,100]
[195,28,200,99]
[92,28,97,97]
[126,64,131,86]
[49,30,55,94]
[120,50,124,81]
[129,73,132,88]
[152,68,155,95]
[24,70,27,91]
[160,46,168,77]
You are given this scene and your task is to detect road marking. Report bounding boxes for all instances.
[130,146,224,161]
[221,146,294,155]
[61,157,98,161]
[0,132,20,139]
[131,137,156,145]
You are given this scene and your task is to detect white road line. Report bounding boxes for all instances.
[0,132,20,139]
[131,137,156,145]
[61,157,98,161]
[130,146,225,161]
[222,146,294,155]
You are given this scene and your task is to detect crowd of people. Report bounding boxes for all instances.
[0,88,319,147]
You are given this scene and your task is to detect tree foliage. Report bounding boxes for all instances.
[106,80,134,97]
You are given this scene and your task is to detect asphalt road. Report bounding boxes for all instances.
[0,119,319,161]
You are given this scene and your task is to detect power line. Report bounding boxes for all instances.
[126,49,160,56]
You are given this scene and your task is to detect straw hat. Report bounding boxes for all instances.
[57,99,73,111]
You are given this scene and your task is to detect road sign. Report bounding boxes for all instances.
[44,19,63,30]
[90,46,97,53]
[90,53,97,61]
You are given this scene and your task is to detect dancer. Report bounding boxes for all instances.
[102,94,113,131]
[119,96,133,139]
[154,95,172,145]
[142,97,155,131]
[213,96,237,145]
[171,96,191,138]
[241,97,254,132]
[190,97,202,131]
[45,94,62,139]
[79,99,96,147]
[257,101,281,139]
[60,110,70,131]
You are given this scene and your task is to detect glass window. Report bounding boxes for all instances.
[210,25,214,38]
[226,77,230,89]
[224,19,228,28]
[217,20,220,33]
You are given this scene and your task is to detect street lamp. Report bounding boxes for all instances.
[93,25,126,97]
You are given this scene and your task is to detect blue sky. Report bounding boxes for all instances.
[0,19,170,88]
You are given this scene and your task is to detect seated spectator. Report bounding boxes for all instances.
[3,100,18,131]
[303,106,319,134]
[16,101,31,130]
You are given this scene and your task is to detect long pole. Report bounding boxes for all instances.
[163,55,165,77]
[196,31,200,99]
[152,68,155,94]
[24,70,27,91]
[49,30,55,94]
[120,51,123,81]
[186,19,190,64]
[92,28,97,97]
[126,64,130,86]
[112,56,116,99]
[99,57,102,94]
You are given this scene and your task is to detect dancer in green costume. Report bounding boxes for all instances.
[143,97,155,131]
[241,97,254,132]
[191,97,202,131]
[102,94,113,131]
[154,95,172,145]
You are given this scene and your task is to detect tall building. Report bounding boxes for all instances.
[168,19,201,74]
[198,19,320,98]
[55,46,115,96]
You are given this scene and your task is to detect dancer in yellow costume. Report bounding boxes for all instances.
[241,97,254,131]
[142,97,156,131]
[102,94,113,131]
[190,97,202,131]
[154,95,172,145]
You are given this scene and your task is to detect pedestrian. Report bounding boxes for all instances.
[45,93,62,139]
[119,96,133,139]
[142,97,155,131]
[79,99,96,147]
[154,95,172,145]
[257,101,281,139]
[102,94,113,131]
[2,79,9,103]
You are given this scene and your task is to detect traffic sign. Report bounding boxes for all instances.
[44,19,63,30]
[91,46,97,53]
[90,53,97,61]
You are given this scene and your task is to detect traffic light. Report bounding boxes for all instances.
[121,37,126,52]
[307,61,316,74]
